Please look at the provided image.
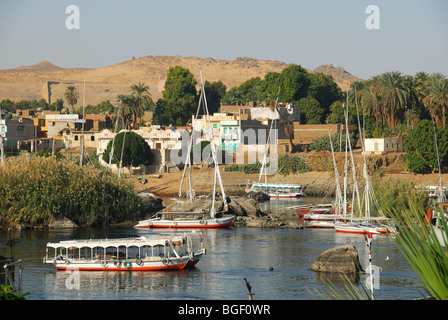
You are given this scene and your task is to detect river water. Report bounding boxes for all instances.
[0,198,427,301]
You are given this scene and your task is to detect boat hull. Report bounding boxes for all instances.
[334,222,381,235]
[51,257,190,271]
[134,216,234,229]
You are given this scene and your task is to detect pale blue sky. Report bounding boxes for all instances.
[0,0,447,80]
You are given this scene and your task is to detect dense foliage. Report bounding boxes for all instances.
[222,64,343,125]
[223,154,310,175]
[307,133,357,152]
[0,155,143,227]
[102,131,154,169]
[403,119,448,173]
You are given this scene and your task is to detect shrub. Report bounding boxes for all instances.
[0,155,143,227]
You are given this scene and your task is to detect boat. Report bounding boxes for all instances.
[43,234,205,271]
[332,99,396,235]
[247,182,306,198]
[134,211,234,229]
[335,220,381,234]
[134,63,234,229]
[294,203,332,217]
[305,220,337,229]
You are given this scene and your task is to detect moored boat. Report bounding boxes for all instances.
[295,203,332,217]
[247,182,306,198]
[43,234,205,271]
[134,212,234,229]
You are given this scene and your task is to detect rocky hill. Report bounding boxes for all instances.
[0,55,361,109]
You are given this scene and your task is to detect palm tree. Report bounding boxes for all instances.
[116,94,134,129]
[130,82,153,128]
[429,75,448,128]
[361,76,382,136]
[64,86,79,113]
[379,71,409,131]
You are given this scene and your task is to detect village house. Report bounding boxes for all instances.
[364,137,403,154]
[0,117,35,152]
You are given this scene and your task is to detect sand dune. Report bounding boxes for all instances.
[0,55,361,108]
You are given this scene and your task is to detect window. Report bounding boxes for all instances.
[213,124,217,129]
[91,136,95,141]
[74,135,78,141]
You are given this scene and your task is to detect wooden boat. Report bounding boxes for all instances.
[134,212,234,229]
[43,234,205,271]
[334,219,395,235]
[305,220,336,229]
[295,204,332,217]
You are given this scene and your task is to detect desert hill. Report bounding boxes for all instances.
[0,55,361,109]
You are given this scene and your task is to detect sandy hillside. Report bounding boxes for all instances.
[0,56,361,108]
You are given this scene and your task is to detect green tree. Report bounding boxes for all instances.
[429,75,448,128]
[203,80,227,115]
[222,77,261,105]
[403,119,448,173]
[102,131,154,170]
[297,96,323,124]
[130,81,154,127]
[157,66,198,126]
[64,86,79,113]
[307,72,343,116]
[380,71,409,131]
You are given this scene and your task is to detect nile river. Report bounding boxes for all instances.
[1,198,426,300]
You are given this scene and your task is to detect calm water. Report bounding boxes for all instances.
[1,198,427,300]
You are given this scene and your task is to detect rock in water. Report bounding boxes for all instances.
[310,245,364,274]
[48,216,78,229]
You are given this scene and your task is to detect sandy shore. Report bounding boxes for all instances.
[131,167,447,203]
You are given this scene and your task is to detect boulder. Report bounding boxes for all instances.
[170,198,224,214]
[140,195,165,215]
[48,216,78,229]
[245,191,270,201]
[310,245,364,274]
[228,197,267,217]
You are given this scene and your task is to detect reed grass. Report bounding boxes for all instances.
[0,155,143,228]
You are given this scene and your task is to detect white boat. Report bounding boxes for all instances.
[134,212,234,229]
[43,234,205,271]
[247,182,306,198]
[304,212,345,221]
[305,220,336,229]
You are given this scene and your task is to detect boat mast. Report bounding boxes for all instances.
[432,115,446,203]
[354,86,372,219]
[178,65,207,200]
[198,63,227,216]
[258,87,281,184]
[79,75,86,166]
[109,98,122,170]
[327,122,342,216]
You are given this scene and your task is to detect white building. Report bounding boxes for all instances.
[364,138,403,154]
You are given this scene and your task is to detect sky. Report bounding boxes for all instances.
[0,0,447,80]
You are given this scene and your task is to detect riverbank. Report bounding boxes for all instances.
[131,167,445,202]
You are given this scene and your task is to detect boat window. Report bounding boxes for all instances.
[80,247,91,260]
[118,246,127,259]
[106,247,118,260]
[127,246,139,259]
[138,245,148,258]
[153,244,164,257]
